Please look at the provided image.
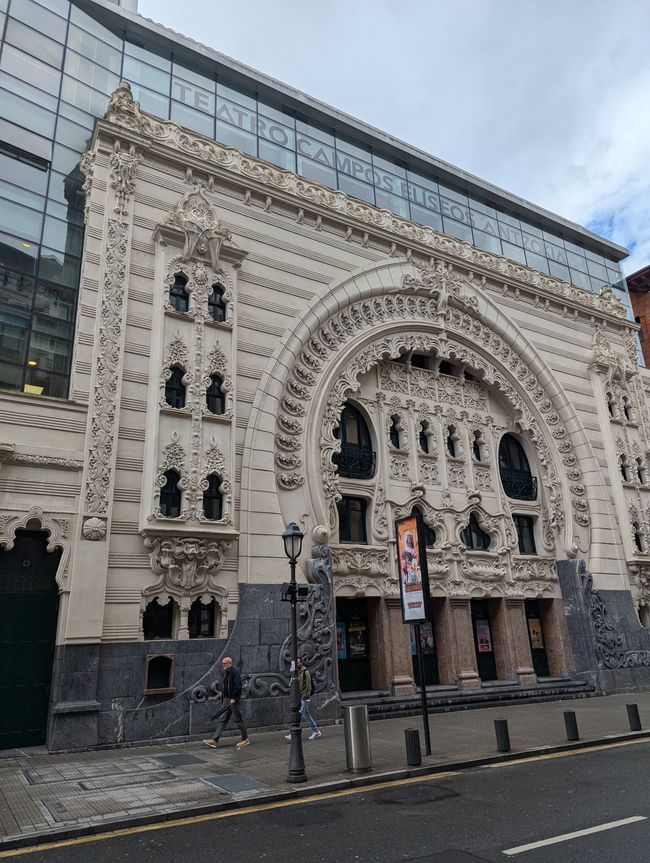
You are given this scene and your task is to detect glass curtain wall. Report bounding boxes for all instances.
[0,0,630,397]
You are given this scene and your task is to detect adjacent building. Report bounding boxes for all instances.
[2,0,650,752]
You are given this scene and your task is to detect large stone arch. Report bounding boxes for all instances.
[0,506,70,592]
[240,257,609,580]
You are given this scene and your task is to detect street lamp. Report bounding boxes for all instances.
[282,521,307,783]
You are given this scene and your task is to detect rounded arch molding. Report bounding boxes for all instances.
[0,506,71,591]
[241,257,603,562]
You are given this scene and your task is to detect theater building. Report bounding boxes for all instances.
[2,0,650,751]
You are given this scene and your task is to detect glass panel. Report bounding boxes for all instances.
[470,199,497,217]
[336,149,373,185]
[172,76,215,114]
[216,95,256,133]
[54,117,92,152]
[38,0,70,16]
[335,136,371,160]
[217,80,256,110]
[471,211,499,236]
[0,199,42,242]
[258,99,294,126]
[0,88,56,140]
[296,116,334,144]
[69,5,122,49]
[216,121,257,156]
[9,0,67,42]
[338,174,375,205]
[170,101,214,137]
[0,232,38,273]
[0,45,61,96]
[5,19,64,67]
[257,114,295,150]
[524,249,549,273]
[501,241,526,264]
[548,260,570,281]
[473,229,502,255]
[172,61,214,91]
[566,250,588,272]
[122,55,170,95]
[38,246,80,288]
[24,365,68,397]
[522,232,546,257]
[296,154,336,188]
[31,310,74,339]
[410,203,443,232]
[26,330,72,374]
[0,361,23,391]
[0,71,58,111]
[497,209,521,229]
[64,51,120,95]
[373,153,406,178]
[438,182,468,205]
[569,268,589,289]
[124,40,171,72]
[408,182,440,214]
[584,247,605,264]
[442,217,472,243]
[258,138,296,171]
[124,80,169,118]
[0,178,44,210]
[52,144,81,176]
[587,259,608,280]
[406,168,438,192]
[42,215,83,257]
[296,133,335,168]
[61,75,111,116]
[375,188,409,218]
[545,241,568,266]
[0,268,35,311]
[67,24,122,72]
[0,314,29,362]
[58,102,94,130]
[440,195,471,225]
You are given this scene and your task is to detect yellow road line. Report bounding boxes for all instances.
[486,735,650,768]
[0,771,460,859]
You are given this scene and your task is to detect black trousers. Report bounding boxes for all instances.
[213,700,247,740]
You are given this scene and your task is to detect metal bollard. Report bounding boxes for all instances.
[626,703,642,732]
[564,709,579,741]
[494,717,511,753]
[404,728,422,767]
[343,704,372,773]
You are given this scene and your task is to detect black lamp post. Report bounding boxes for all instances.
[282,521,307,783]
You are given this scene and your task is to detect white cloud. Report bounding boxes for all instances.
[139,0,650,273]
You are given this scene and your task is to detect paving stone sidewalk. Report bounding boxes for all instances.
[2,691,650,848]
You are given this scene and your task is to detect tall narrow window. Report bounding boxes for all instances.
[203,474,223,520]
[188,598,215,638]
[637,458,648,485]
[633,522,645,553]
[208,283,226,322]
[498,434,537,500]
[513,514,537,555]
[337,497,368,543]
[389,415,401,449]
[169,273,189,313]
[160,470,182,518]
[439,360,455,376]
[446,425,457,458]
[606,392,617,418]
[620,455,631,483]
[460,512,491,551]
[623,396,633,421]
[143,598,174,639]
[419,421,431,454]
[472,430,483,461]
[165,366,186,409]
[333,403,375,479]
[206,374,225,414]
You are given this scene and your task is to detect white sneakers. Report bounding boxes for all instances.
[308,730,322,740]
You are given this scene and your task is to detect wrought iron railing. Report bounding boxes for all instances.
[499,467,538,500]
[334,442,376,479]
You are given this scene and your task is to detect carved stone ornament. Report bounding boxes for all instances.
[151,433,188,521]
[144,535,231,599]
[108,145,141,220]
[331,546,397,597]
[101,83,629,325]
[160,330,191,408]
[82,516,107,541]
[0,507,71,590]
[198,436,232,523]
[165,182,232,267]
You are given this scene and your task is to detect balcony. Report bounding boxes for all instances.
[333,442,376,480]
[499,467,538,500]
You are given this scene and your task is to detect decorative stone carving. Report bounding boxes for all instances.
[0,507,70,590]
[82,517,107,541]
[419,457,439,485]
[160,330,191,408]
[79,150,95,226]
[511,558,557,582]
[151,433,188,520]
[165,182,232,267]
[108,147,140,219]
[372,484,389,542]
[197,436,232,523]
[144,536,231,599]
[389,453,410,481]
[448,460,466,487]
[473,465,493,492]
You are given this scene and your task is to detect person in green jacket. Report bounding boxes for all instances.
[285,657,321,740]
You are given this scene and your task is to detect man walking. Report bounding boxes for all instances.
[203,656,250,750]
[285,657,321,741]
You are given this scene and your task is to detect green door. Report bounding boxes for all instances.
[0,530,61,749]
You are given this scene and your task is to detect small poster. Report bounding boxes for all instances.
[395,514,429,623]
[348,622,368,658]
[475,619,492,653]
[528,617,545,650]
[336,621,347,660]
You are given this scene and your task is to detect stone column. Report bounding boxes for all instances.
[502,598,536,685]
[449,598,481,689]
[540,598,575,676]
[383,598,416,695]
[432,598,456,685]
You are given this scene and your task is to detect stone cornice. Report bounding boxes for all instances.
[96,83,632,329]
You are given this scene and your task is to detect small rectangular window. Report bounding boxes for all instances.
[514,515,537,555]
[337,497,368,544]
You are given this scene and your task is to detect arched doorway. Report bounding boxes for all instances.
[0,530,61,748]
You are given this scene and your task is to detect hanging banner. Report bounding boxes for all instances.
[395,513,430,623]
[475,619,493,653]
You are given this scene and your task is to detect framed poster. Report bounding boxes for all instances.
[336,621,348,660]
[527,617,545,650]
[395,513,430,623]
[475,619,492,653]
[348,621,368,658]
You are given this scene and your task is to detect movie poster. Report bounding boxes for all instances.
[348,622,368,658]
[395,514,429,623]
[336,622,347,660]
[527,617,545,650]
[475,619,492,653]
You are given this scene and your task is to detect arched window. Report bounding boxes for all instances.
[333,403,375,479]
[623,396,634,422]
[620,455,631,483]
[337,496,368,543]
[160,470,182,518]
[498,434,537,500]
[143,597,174,639]
[606,391,617,418]
[446,425,458,458]
[472,430,483,462]
[633,522,645,553]
[412,507,436,547]
[410,353,429,369]
[419,420,432,454]
[189,598,215,638]
[208,283,227,323]
[389,415,402,449]
[637,458,648,485]
[206,374,225,414]
[165,366,186,409]
[439,360,456,376]
[169,272,189,313]
[460,512,491,551]
[203,474,223,520]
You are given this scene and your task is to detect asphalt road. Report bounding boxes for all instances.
[7,740,650,862]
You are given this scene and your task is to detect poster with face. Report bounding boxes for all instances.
[527,617,545,650]
[395,514,429,623]
[475,619,493,653]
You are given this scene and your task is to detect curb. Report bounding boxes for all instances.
[2,729,650,852]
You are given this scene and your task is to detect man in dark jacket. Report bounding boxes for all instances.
[203,656,250,750]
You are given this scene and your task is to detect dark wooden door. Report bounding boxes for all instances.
[471,599,498,681]
[336,598,372,692]
[525,599,550,678]
[0,531,61,749]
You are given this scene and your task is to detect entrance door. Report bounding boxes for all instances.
[0,530,61,749]
[336,598,372,692]
[411,621,439,687]
[525,599,550,678]
[471,599,497,681]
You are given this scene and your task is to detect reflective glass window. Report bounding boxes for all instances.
[473,229,501,255]
[0,232,38,273]
[257,114,295,150]
[589,275,606,292]
[0,178,44,211]
[124,40,171,72]
[69,6,122,49]
[216,95,256,133]
[0,71,58,112]
[24,331,71,373]
[0,361,23,390]
[548,260,570,281]
[584,248,605,264]
[24,366,68,398]
[172,62,214,91]
[296,116,334,144]
[216,121,257,156]
[61,76,110,116]
[563,237,586,255]
[566,250,588,272]
[497,221,523,246]
[64,51,120,95]
[375,188,409,218]
[0,314,29,362]
[67,24,122,72]
[0,44,61,96]
[217,80,256,110]
[0,199,42,242]
[373,153,406,178]
[51,144,81,176]
[0,0,8,10]
[336,149,373,185]
[38,246,81,288]
[0,267,35,311]
[407,168,437,192]
[258,138,296,171]
[9,0,67,42]
[335,136,370,160]
[54,117,92,152]
[170,101,214,137]
[470,199,497,217]
[258,99,294,126]
[0,87,56,139]
[338,174,375,205]
[440,195,471,225]
[376,169,408,199]
[438,182,468,205]
[442,217,472,243]
[122,55,170,95]
[296,133,335,168]
[5,19,64,68]
[410,203,442,232]
[58,102,94,130]
[524,250,549,273]
[172,76,215,114]
[569,268,589,289]
[545,241,568,266]
[522,232,546,256]
[501,241,526,264]
[296,154,336,188]
[31,310,74,340]
[471,211,499,236]
[0,150,48,195]
[42,215,83,257]
[587,259,608,280]
[40,0,70,16]
[124,81,169,118]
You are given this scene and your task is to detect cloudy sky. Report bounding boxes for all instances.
[139,0,650,275]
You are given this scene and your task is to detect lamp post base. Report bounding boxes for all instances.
[287,726,307,783]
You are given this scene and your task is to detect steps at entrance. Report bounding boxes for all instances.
[341,679,595,721]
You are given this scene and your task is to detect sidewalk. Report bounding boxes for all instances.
[2,691,650,850]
